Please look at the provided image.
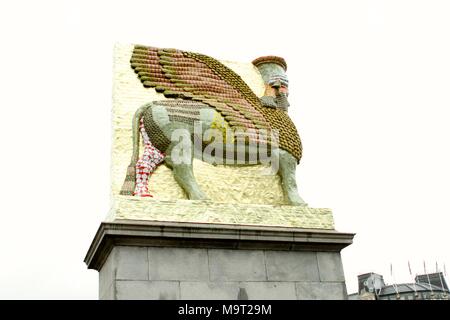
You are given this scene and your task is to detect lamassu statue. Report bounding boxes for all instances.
[120,45,306,206]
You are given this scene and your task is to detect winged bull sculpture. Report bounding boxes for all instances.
[120,45,306,206]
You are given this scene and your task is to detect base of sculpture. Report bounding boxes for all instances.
[108,196,335,229]
[85,218,354,300]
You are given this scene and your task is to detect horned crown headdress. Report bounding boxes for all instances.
[252,56,287,71]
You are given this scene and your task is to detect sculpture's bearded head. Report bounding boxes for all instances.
[252,56,290,112]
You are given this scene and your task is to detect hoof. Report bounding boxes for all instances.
[287,193,307,206]
[134,193,153,197]
[188,192,209,201]
[290,200,308,207]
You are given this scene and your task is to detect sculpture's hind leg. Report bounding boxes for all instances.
[278,149,307,206]
[164,141,208,200]
[148,104,208,200]
[120,104,151,195]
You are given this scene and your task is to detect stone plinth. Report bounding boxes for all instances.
[108,197,335,229]
[85,219,354,300]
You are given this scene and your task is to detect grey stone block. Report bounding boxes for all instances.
[99,247,116,298]
[295,282,347,300]
[179,281,297,300]
[148,247,209,281]
[99,282,115,300]
[116,280,180,300]
[180,282,239,300]
[241,282,297,300]
[265,251,319,281]
[208,249,266,281]
[317,252,345,282]
[115,246,148,280]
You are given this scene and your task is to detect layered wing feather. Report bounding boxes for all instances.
[130,45,302,162]
[131,45,269,132]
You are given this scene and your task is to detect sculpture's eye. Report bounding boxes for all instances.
[279,86,289,95]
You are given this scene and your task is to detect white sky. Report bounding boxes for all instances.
[0,0,449,299]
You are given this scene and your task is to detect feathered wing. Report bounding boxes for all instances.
[130,45,302,162]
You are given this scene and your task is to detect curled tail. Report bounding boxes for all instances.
[119,104,150,195]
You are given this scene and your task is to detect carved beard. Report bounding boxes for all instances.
[260,96,277,108]
[275,92,289,111]
[260,94,289,111]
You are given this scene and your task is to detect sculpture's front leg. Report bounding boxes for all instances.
[278,149,307,206]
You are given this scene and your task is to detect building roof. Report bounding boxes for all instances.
[352,271,449,299]
[416,273,449,291]
[380,282,447,296]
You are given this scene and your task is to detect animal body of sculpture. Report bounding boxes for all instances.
[120,45,306,206]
